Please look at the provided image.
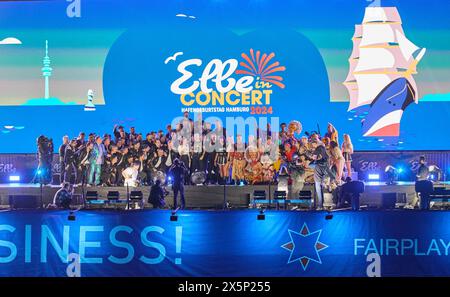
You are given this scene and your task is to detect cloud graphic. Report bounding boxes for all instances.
[0,37,22,45]
[176,13,196,19]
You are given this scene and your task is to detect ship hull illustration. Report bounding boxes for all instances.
[361,78,415,136]
[344,6,426,137]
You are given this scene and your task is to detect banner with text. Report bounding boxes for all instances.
[0,210,449,277]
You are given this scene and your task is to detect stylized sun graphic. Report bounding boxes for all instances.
[235,49,286,89]
[281,223,328,271]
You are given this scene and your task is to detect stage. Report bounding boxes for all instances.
[0,209,449,277]
[1,181,449,210]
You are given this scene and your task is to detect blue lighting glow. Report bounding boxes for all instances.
[368,174,380,180]
[9,175,20,182]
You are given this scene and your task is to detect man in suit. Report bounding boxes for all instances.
[88,136,107,186]
[59,135,69,185]
[169,159,188,209]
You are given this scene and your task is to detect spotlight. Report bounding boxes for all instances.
[385,165,398,185]
[9,175,20,182]
[257,208,265,220]
[428,165,442,182]
[37,169,42,175]
[368,173,380,181]
[67,211,76,221]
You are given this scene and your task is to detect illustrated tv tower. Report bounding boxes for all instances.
[41,40,52,99]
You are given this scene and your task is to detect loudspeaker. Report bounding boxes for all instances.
[107,191,120,200]
[130,191,143,200]
[382,193,397,209]
[299,190,312,199]
[253,190,266,200]
[9,195,39,209]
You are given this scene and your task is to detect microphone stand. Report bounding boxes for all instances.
[223,180,226,210]
[126,183,130,210]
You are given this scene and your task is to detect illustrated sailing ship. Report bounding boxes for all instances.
[343,5,426,137]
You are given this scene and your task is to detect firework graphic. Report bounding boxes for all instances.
[236,49,286,89]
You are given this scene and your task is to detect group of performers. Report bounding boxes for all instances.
[56,113,354,205]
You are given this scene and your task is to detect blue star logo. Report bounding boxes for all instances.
[281,222,328,271]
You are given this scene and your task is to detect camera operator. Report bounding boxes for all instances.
[53,182,74,209]
[37,135,53,184]
[148,179,168,209]
[64,139,78,184]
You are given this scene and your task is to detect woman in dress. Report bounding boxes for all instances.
[341,134,354,178]
[329,141,345,183]
[325,122,339,145]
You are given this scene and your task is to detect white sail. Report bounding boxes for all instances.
[416,48,426,62]
[396,30,420,61]
[354,73,393,107]
[345,84,359,111]
[345,60,358,83]
[344,6,425,112]
[360,24,396,47]
[355,48,395,72]
[349,39,361,62]
[353,25,363,39]
[363,7,402,23]
[384,7,402,23]
[363,7,387,23]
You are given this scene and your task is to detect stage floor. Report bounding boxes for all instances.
[0,181,449,209]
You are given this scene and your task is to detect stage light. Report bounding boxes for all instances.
[37,169,42,175]
[67,211,76,221]
[368,173,380,181]
[170,208,179,221]
[397,167,404,174]
[385,165,398,185]
[257,208,265,220]
[428,165,442,182]
[9,175,20,182]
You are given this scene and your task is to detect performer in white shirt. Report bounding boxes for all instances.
[122,161,140,187]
